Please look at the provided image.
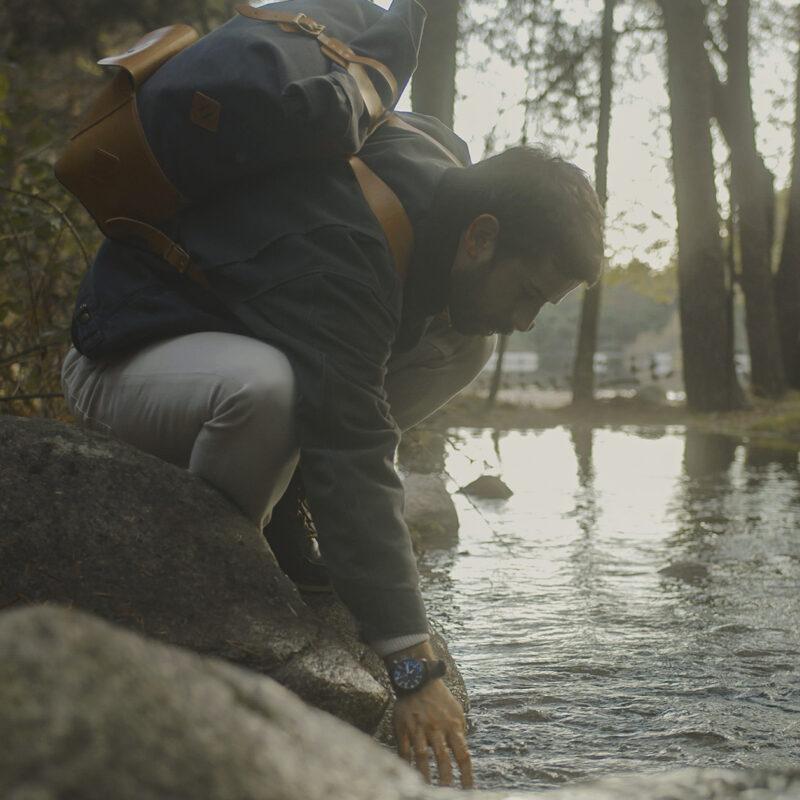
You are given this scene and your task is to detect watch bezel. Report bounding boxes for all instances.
[390,656,427,693]
[388,657,447,696]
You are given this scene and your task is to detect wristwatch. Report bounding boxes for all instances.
[388,656,447,696]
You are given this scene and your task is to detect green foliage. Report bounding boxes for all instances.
[597,279,675,349]
[0,0,239,417]
[510,259,677,373]
[750,407,800,435]
[463,0,602,146]
[1,0,231,56]
[0,72,9,146]
[0,176,97,417]
[603,258,677,303]
[0,48,102,417]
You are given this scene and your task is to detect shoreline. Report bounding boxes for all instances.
[425,390,800,450]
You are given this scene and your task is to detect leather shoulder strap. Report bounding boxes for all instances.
[105,217,211,289]
[234,5,397,129]
[349,156,413,283]
[349,115,465,283]
[385,114,463,166]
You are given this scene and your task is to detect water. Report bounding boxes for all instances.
[415,425,800,791]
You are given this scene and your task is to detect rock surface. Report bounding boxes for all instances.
[658,559,711,583]
[403,472,460,548]
[0,605,433,800]
[0,416,463,733]
[1,606,797,800]
[512,769,800,800]
[459,474,514,499]
[634,383,670,406]
[398,430,448,474]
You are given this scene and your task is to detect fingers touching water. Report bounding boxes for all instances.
[393,679,474,789]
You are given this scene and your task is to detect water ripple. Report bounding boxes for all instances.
[418,426,800,791]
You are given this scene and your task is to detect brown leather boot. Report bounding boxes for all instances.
[263,472,332,593]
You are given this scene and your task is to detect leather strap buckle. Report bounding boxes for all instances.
[293,13,325,36]
[163,241,191,272]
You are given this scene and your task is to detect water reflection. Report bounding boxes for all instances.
[569,424,594,486]
[683,431,738,478]
[418,425,800,792]
[669,431,738,562]
[566,425,611,617]
[744,444,798,472]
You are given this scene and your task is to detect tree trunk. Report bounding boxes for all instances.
[659,0,744,411]
[726,165,739,387]
[775,6,800,388]
[720,0,785,397]
[572,283,602,403]
[572,0,616,405]
[410,0,459,128]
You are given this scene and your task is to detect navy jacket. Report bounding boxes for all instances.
[71,112,470,642]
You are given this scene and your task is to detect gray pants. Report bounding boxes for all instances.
[61,319,494,528]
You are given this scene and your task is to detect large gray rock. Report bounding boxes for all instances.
[459,474,513,500]
[0,416,460,733]
[397,428,460,548]
[403,472,460,548]
[398,430,448,474]
[1,606,797,800]
[516,769,800,800]
[0,605,437,800]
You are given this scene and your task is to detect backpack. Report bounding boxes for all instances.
[55,0,431,285]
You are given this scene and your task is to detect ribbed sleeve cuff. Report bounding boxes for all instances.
[369,633,429,658]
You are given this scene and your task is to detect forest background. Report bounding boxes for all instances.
[2,0,800,416]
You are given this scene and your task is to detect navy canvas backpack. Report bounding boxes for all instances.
[55,0,426,280]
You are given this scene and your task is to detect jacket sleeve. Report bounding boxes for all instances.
[227,252,428,643]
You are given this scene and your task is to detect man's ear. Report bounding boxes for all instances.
[464,214,500,260]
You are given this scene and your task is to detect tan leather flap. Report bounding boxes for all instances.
[98,24,199,87]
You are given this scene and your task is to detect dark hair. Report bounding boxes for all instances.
[443,146,605,285]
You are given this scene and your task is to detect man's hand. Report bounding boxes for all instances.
[384,640,473,788]
[394,678,473,789]
[393,677,473,788]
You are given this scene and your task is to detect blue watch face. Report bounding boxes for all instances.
[392,657,425,691]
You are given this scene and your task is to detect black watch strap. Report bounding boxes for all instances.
[429,659,447,680]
